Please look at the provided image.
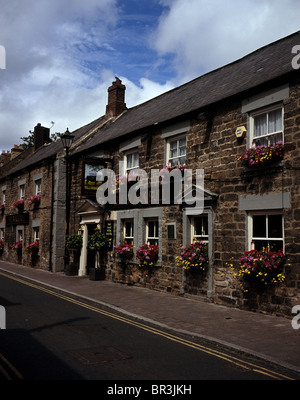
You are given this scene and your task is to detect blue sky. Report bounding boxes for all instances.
[0,0,300,151]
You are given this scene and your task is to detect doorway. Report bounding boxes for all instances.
[86,223,97,273]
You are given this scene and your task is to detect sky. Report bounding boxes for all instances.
[0,0,300,151]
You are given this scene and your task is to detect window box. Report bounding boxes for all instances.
[113,242,134,265]
[136,244,159,269]
[232,248,288,286]
[176,242,209,272]
[236,142,284,168]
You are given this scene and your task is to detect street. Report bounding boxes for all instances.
[0,272,297,384]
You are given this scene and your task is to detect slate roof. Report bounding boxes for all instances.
[75,30,300,154]
[0,115,107,178]
[2,29,300,177]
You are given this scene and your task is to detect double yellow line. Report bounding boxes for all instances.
[0,271,295,380]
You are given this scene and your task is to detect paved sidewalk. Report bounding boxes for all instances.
[1,260,300,374]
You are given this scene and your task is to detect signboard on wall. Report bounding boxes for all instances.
[6,213,29,226]
[82,161,105,196]
[104,220,114,250]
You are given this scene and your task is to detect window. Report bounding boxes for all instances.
[0,228,4,240]
[2,190,5,204]
[249,212,284,252]
[125,150,139,174]
[123,219,134,245]
[167,135,186,166]
[35,179,42,195]
[33,226,40,242]
[191,216,208,243]
[19,184,25,199]
[146,218,159,246]
[251,106,283,146]
[167,222,176,240]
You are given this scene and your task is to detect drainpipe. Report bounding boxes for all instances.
[48,158,55,272]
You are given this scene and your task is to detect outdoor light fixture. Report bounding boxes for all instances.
[61,128,74,152]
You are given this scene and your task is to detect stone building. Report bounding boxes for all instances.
[1,31,300,317]
[66,31,300,316]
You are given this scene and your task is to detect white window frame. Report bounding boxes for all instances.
[249,104,284,147]
[2,190,5,204]
[19,184,25,200]
[17,228,24,242]
[35,179,42,195]
[122,219,134,245]
[166,134,187,166]
[145,218,159,246]
[33,226,40,242]
[124,150,139,175]
[248,211,284,252]
[191,215,209,243]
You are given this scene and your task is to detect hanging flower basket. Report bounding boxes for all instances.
[136,244,159,269]
[232,248,287,286]
[28,195,41,208]
[113,242,134,264]
[11,240,23,252]
[12,199,24,212]
[26,241,39,253]
[236,142,284,168]
[176,242,209,271]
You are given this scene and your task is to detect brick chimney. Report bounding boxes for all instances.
[106,77,127,117]
[11,144,23,159]
[34,123,50,150]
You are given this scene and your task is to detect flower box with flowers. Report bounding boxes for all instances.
[28,195,41,208]
[113,242,134,264]
[176,242,209,271]
[136,244,159,269]
[232,248,287,286]
[236,142,284,168]
[12,199,24,212]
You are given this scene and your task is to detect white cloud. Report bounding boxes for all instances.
[153,0,300,83]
